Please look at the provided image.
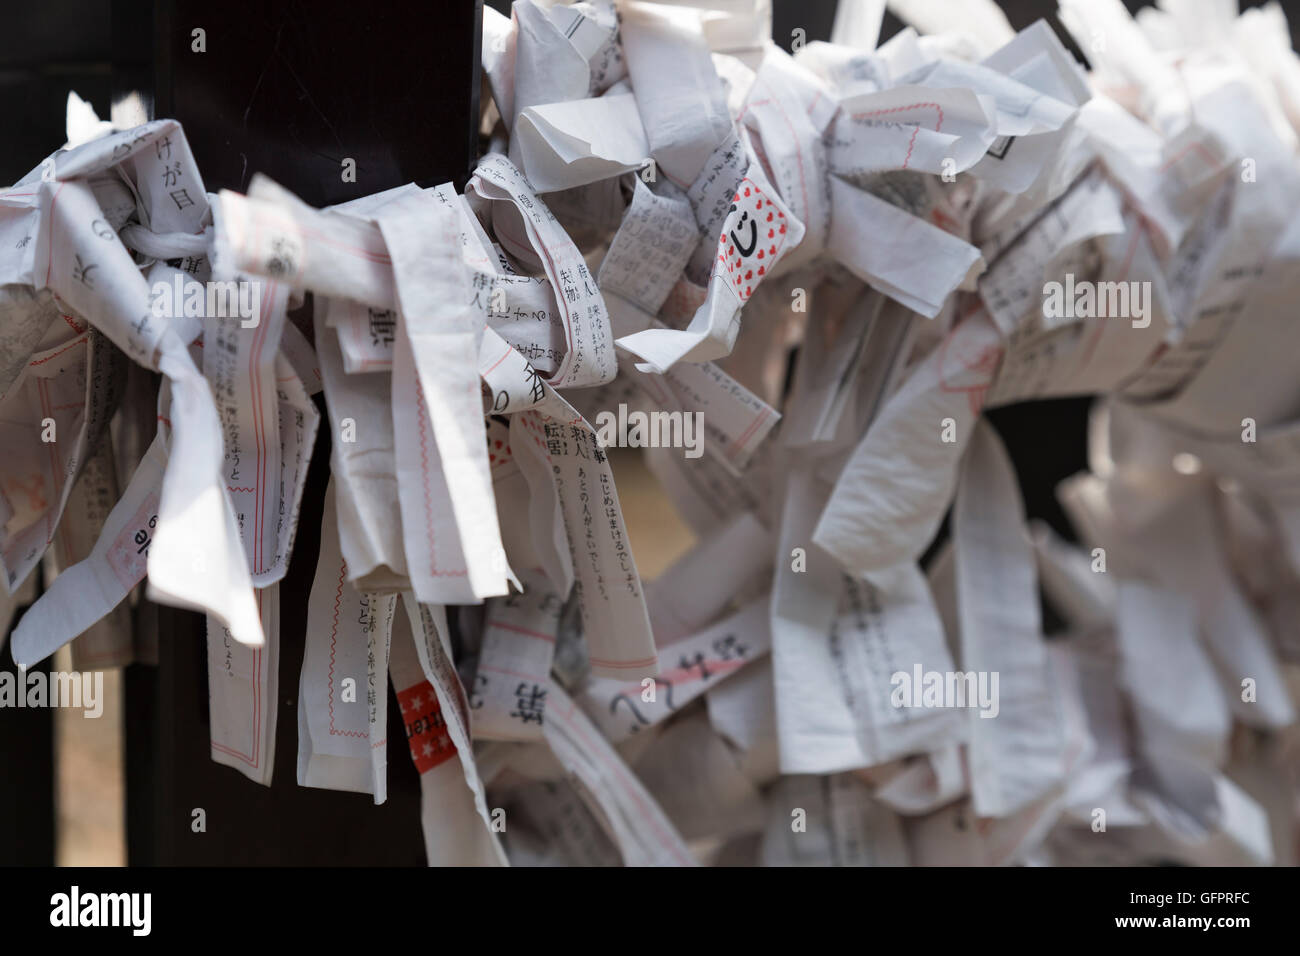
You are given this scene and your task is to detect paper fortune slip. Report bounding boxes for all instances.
[3,0,1300,868]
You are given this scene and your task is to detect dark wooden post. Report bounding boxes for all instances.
[0,641,56,865]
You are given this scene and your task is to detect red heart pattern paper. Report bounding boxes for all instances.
[716,177,791,303]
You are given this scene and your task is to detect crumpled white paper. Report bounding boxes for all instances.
[3,0,1300,867]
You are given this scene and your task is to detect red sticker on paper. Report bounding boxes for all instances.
[398,680,458,774]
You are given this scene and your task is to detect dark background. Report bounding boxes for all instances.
[2,0,1295,865]
[9,0,1299,184]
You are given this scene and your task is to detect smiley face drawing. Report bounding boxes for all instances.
[716,177,789,303]
[731,210,758,257]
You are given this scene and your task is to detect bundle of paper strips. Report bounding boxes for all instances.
[3,0,1300,865]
